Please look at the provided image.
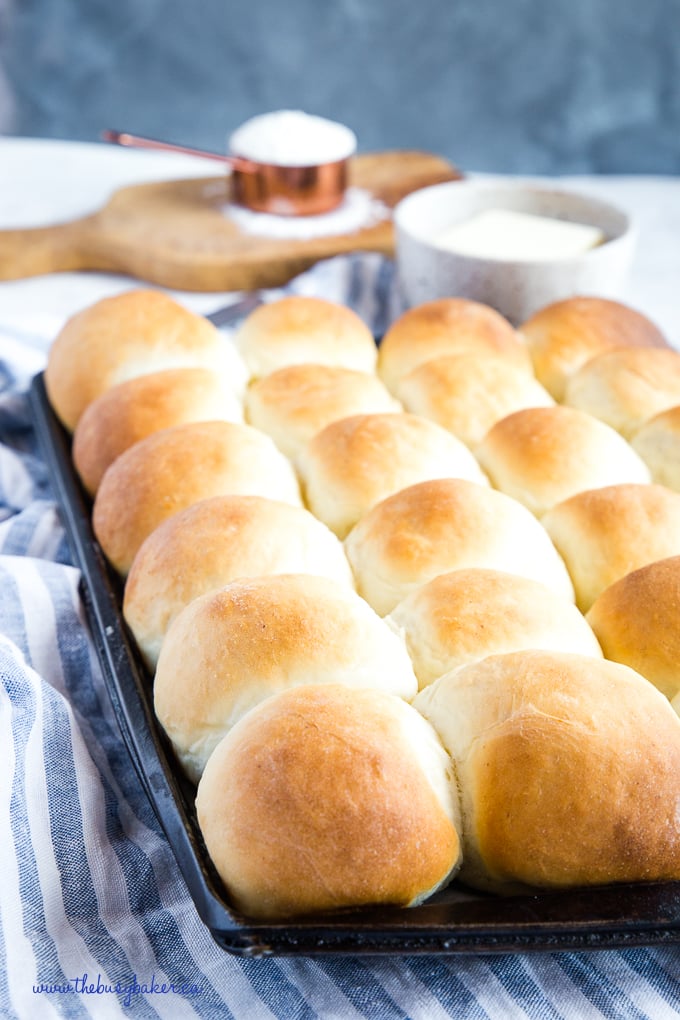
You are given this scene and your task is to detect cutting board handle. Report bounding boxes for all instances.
[0,218,95,280]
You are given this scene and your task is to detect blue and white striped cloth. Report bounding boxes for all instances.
[1,253,679,1019]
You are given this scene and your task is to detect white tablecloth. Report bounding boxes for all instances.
[1,138,679,1019]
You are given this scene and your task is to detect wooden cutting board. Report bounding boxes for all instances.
[0,151,461,292]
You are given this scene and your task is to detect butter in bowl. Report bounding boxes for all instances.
[393,178,636,325]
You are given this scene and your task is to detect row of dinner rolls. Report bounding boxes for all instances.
[44,285,680,920]
[44,283,680,695]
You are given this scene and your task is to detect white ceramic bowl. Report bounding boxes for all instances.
[394,178,636,325]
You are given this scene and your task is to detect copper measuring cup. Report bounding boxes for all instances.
[102,129,350,216]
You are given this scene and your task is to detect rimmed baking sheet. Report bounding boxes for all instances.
[30,371,680,956]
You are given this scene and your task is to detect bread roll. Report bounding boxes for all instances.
[72,368,243,496]
[519,296,668,400]
[396,352,554,448]
[542,483,680,612]
[233,295,377,378]
[245,363,400,459]
[377,298,531,394]
[563,348,680,439]
[196,684,462,918]
[155,574,419,782]
[631,406,680,492]
[586,556,680,701]
[93,421,301,576]
[45,289,247,430]
[344,478,574,616]
[297,412,488,539]
[475,406,651,517]
[414,649,680,893]
[123,494,354,669]
[387,568,601,690]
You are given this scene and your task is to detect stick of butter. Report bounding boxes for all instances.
[435,209,606,261]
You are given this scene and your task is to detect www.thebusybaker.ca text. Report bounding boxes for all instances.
[34,973,203,1008]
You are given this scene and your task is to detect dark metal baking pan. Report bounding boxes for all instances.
[29,371,680,956]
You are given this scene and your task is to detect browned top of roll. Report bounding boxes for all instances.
[475,405,651,517]
[93,420,300,576]
[415,649,680,893]
[387,568,601,690]
[298,411,488,539]
[396,351,554,448]
[344,477,574,615]
[542,482,680,612]
[587,555,680,701]
[45,289,246,430]
[123,494,354,670]
[377,298,531,393]
[519,296,668,400]
[196,684,462,919]
[233,295,377,379]
[154,573,418,782]
[631,405,680,492]
[72,368,243,496]
[245,362,400,459]
[563,347,680,439]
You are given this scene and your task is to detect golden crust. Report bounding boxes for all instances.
[587,555,680,700]
[475,405,650,517]
[72,368,243,496]
[414,649,680,892]
[519,296,668,400]
[93,420,301,576]
[396,351,554,447]
[196,684,462,918]
[344,478,574,615]
[387,568,601,689]
[123,494,354,670]
[377,298,531,393]
[542,483,680,611]
[234,295,377,379]
[563,347,680,439]
[245,362,400,459]
[631,406,680,491]
[154,574,418,782]
[298,412,488,539]
[45,289,245,430]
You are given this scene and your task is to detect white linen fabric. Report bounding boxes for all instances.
[1,253,679,1020]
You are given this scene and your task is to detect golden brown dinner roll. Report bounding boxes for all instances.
[519,296,668,400]
[563,347,680,439]
[542,483,680,612]
[344,478,574,616]
[377,298,531,394]
[196,683,462,918]
[45,289,247,430]
[475,405,650,517]
[297,412,488,539]
[631,406,680,491]
[233,295,377,378]
[155,574,419,782]
[396,351,554,448]
[586,556,680,702]
[414,649,680,893]
[72,368,243,496]
[244,362,400,459]
[387,568,601,690]
[123,494,354,670]
[93,421,301,576]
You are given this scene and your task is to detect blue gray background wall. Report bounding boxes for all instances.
[1,0,679,174]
